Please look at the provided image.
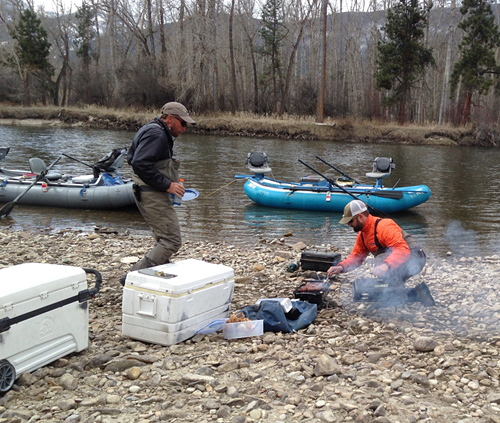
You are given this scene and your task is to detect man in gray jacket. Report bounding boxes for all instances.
[120,102,195,285]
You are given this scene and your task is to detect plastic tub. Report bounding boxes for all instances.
[255,298,292,313]
[223,320,264,339]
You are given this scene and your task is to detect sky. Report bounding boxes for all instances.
[35,0,76,13]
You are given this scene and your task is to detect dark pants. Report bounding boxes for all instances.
[374,248,426,285]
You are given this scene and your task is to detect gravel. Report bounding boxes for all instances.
[1,227,500,423]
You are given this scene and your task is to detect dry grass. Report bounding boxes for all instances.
[0,103,478,146]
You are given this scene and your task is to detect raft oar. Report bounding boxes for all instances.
[315,156,361,184]
[62,153,93,168]
[298,159,388,216]
[0,155,63,218]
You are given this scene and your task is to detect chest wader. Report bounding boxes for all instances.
[131,158,182,269]
[370,219,427,285]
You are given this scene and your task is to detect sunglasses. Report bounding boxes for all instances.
[172,115,187,127]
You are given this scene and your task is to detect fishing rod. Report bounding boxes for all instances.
[315,156,361,185]
[0,155,63,218]
[298,159,389,216]
[62,153,93,168]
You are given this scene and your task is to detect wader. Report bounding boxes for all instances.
[131,158,181,270]
[371,219,427,285]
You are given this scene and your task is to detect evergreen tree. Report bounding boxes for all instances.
[75,1,96,70]
[375,0,434,125]
[9,9,54,105]
[450,0,500,126]
[259,0,286,114]
[74,1,96,103]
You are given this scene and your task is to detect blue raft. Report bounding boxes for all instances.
[236,153,432,214]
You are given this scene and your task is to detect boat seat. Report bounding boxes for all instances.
[245,152,272,174]
[366,157,395,179]
[29,157,63,181]
[0,147,10,162]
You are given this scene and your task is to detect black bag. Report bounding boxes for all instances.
[92,148,127,177]
[240,300,317,333]
[300,251,341,272]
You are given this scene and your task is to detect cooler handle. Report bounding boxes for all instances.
[0,267,102,333]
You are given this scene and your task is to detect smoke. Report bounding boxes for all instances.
[443,220,481,257]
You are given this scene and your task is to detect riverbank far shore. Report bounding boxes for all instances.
[0,104,490,147]
[1,228,500,422]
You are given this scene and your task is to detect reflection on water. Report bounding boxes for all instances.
[1,124,500,258]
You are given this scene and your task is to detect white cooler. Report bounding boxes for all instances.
[0,263,101,392]
[122,259,234,346]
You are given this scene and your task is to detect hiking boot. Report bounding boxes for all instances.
[406,287,418,303]
[415,282,435,306]
[131,257,155,271]
[119,274,127,286]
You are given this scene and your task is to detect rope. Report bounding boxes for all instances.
[202,179,237,198]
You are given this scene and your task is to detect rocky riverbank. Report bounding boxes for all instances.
[0,104,493,147]
[1,228,500,423]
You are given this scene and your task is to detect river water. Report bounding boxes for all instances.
[1,124,499,259]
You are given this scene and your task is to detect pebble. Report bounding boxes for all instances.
[1,229,500,422]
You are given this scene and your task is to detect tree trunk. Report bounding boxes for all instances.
[461,89,472,126]
[159,0,167,77]
[209,0,218,111]
[109,0,119,104]
[229,0,239,113]
[438,0,456,125]
[316,0,327,122]
[91,0,101,65]
[146,0,155,58]
[23,69,31,106]
[398,81,407,125]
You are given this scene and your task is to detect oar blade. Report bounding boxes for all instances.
[0,202,15,218]
[364,190,404,200]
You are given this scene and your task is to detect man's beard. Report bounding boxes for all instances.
[352,221,364,233]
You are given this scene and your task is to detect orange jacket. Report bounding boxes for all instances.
[339,214,410,272]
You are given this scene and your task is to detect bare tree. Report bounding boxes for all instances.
[228,0,239,112]
[49,0,73,106]
[316,0,327,122]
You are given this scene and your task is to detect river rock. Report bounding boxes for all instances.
[2,229,500,423]
[314,354,342,376]
[59,373,78,390]
[413,336,439,352]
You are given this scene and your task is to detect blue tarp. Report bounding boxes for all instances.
[240,300,317,333]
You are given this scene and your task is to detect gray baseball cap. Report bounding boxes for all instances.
[161,102,196,124]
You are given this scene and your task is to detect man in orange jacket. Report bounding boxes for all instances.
[327,200,434,306]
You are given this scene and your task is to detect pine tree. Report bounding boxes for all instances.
[9,9,54,106]
[374,0,434,125]
[450,0,500,126]
[259,0,286,114]
[75,1,96,71]
[74,1,96,103]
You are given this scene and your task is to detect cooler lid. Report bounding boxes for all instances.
[125,259,234,293]
[0,263,87,308]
